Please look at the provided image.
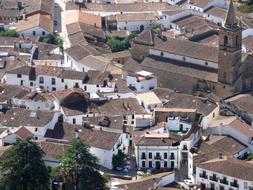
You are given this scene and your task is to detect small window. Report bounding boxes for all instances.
[142,161,145,168]
[73,118,76,124]
[160,52,164,57]
[164,161,167,168]
[61,78,64,83]
[52,87,56,91]
[51,78,55,85]
[164,152,167,159]
[149,152,152,159]
[205,62,208,66]
[33,31,36,36]
[35,128,38,132]
[39,77,44,84]
[183,57,186,61]
[17,74,21,78]
[30,82,33,86]
[65,85,68,89]
[42,31,45,36]
[149,161,152,168]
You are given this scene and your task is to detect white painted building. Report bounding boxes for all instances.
[114,13,159,32]
[137,91,163,112]
[185,0,227,13]
[135,133,180,170]
[208,116,253,152]
[127,71,157,92]
[196,158,253,190]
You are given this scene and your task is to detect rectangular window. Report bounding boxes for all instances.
[142,161,145,168]
[33,31,36,36]
[30,82,33,86]
[164,153,167,159]
[73,118,76,124]
[61,78,64,83]
[149,161,152,168]
[51,78,55,85]
[17,74,21,78]
[39,77,44,84]
[149,152,152,159]
[164,161,167,168]
[52,87,56,91]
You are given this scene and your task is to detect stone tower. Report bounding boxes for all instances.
[218,0,242,85]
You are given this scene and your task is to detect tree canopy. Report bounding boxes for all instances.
[59,139,108,190]
[0,138,50,190]
[0,30,19,37]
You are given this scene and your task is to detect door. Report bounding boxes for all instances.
[171,161,174,169]
[155,161,160,170]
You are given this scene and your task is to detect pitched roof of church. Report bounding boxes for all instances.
[224,0,237,29]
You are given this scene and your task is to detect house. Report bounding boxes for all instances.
[112,172,176,190]
[0,84,30,111]
[16,13,53,37]
[4,65,115,93]
[204,6,227,26]
[153,88,219,129]
[135,132,180,170]
[12,91,55,110]
[186,0,226,13]
[188,135,248,182]
[108,13,159,32]
[224,93,253,126]
[196,157,253,190]
[64,44,100,70]
[136,91,163,112]
[127,71,157,92]
[0,108,60,139]
[0,126,33,146]
[208,116,253,152]
[45,122,128,170]
[38,140,67,168]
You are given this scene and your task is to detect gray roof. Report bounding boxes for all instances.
[152,37,219,63]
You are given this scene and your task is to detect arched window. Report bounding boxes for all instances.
[224,36,228,46]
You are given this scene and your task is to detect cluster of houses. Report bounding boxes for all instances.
[0,0,253,189]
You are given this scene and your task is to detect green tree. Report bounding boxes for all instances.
[42,34,58,44]
[112,150,127,170]
[106,32,137,52]
[0,30,19,37]
[0,138,50,190]
[59,139,108,190]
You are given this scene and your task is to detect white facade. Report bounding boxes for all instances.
[127,71,157,92]
[18,27,50,37]
[117,20,158,32]
[136,143,180,170]
[196,166,253,190]
[150,48,218,70]
[186,0,227,12]
[200,105,220,130]
[12,97,55,111]
[166,117,192,132]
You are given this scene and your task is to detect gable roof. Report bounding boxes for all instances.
[45,123,121,150]
[16,13,53,33]
[198,158,253,181]
[152,37,219,63]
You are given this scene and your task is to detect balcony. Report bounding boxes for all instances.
[199,173,208,179]
[230,182,239,188]
[220,179,228,185]
[209,176,218,182]
[154,155,161,160]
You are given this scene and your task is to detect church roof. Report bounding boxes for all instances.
[224,0,237,29]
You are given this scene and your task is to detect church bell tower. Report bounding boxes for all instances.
[218,0,242,85]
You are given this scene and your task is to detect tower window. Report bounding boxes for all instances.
[224,36,228,46]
